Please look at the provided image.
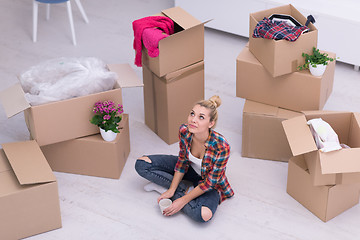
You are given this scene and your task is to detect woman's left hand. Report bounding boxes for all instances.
[162,197,187,216]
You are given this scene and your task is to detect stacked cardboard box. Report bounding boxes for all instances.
[0,64,142,238]
[242,100,302,162]
[237,4,336,162]
[0,141,62,239]
[283,111,360,221]
[140,7,206,145]
[287,155,360,222]
[236,4,360,221]
[40,114,130,179]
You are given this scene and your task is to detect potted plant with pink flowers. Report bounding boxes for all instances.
[90,100,124,141]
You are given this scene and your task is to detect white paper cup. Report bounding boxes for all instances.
[159,199,172,214]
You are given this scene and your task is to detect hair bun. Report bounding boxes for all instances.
[209,95,221,108]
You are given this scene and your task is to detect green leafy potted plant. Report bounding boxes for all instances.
[90,100,124,141]
[298,47,337,77]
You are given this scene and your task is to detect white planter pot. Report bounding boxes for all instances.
[99,128,118,142]
[309,64,326,77]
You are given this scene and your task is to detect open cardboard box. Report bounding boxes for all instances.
[0,64,142,146]
[0,141,62,239]
[287,155,360,222]
[242,100,302,162]
[40,114,130,179]
[143,61,204,145]
[141,6,208,77]
[283,111,360,186]
[236,45,335,112]
[249,4,318,77]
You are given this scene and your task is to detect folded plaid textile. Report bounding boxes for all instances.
[253,17,309,41]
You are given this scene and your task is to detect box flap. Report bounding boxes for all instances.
[164,61,204,81]
[349,112,360,147]
[351,112,360,133]
[353,112,360,124]
[162,6,202,29]
[107,64,143,88]
[0,83,30,118]
[278,108,302,119]
[320,149,360,174]
[2,141,56,185]
[302,110,349,116]
[243,100,278,117]
[282,115,318,156]
[0,149,11,172]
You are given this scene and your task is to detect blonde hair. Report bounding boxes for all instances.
[196,95,221,128]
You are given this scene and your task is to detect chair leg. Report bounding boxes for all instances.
[66,1,77,45]
[33,0,38,42]
[46,3,50,20]
[74,0,89,23]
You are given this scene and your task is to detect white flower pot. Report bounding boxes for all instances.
[309,63,326,77]
[99,128,118,142]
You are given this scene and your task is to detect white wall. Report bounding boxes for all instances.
[175,0,360,67]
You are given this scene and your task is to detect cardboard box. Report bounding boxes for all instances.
[40,114,130,179]
[242,100,302,162]
[287,155,360,222]
[236,45,335,112]
[249,4,318,77]
[143,61,204,144]
[283,111,360,186]
[0,141,62,239]
[0,64,142,146]
[141,6,207,77]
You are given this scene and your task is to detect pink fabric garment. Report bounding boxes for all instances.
[132,16,174,67]
[142,28,169,58]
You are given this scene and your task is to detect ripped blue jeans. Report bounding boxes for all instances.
[135,154,220,222]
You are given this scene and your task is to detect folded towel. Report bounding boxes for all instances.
[132,16,174,67]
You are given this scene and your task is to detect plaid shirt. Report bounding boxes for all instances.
[174,124,234,203]
[253,17,309,42]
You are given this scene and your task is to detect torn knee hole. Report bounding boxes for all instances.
[138,156,152,163]
[201,206,212,222]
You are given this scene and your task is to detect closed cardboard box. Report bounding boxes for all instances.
[40,114,130,179]
[242,100,302,162]
[236,46,335,112]
[283,111,360,186]
[287,155,360,222]
[0,64,142,146]
[142,6,207,77]
[143,61,204,144]
[249,4,318,77]
[0,141,62,239]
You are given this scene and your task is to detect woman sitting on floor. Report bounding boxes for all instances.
[135,95,234,222]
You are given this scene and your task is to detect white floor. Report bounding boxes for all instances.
[1,0,360,239]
